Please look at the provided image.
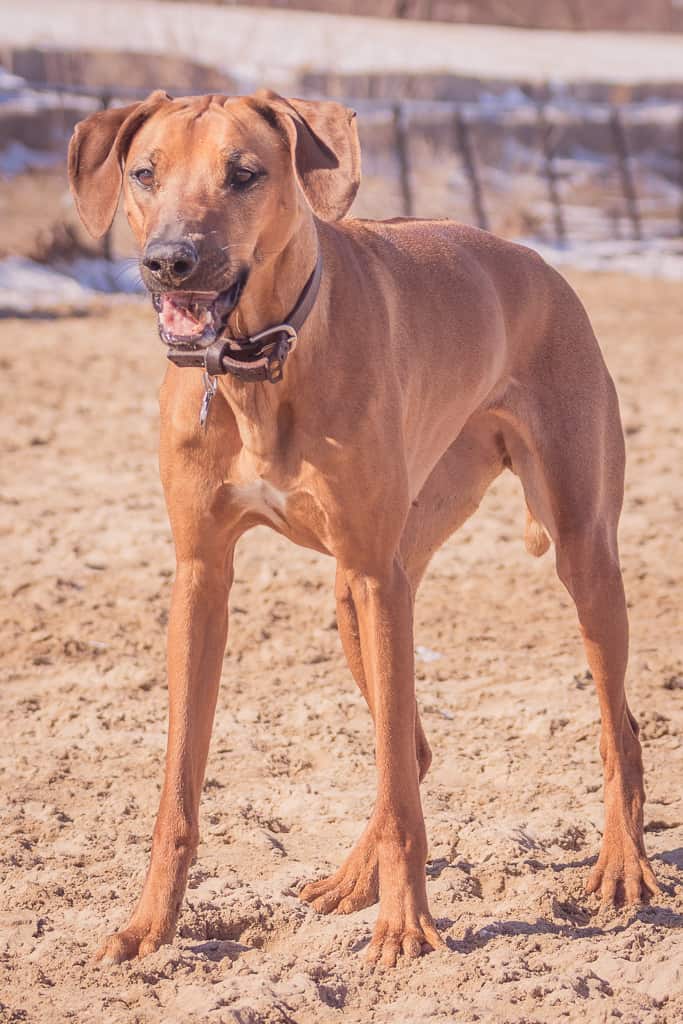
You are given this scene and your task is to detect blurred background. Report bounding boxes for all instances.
[1,0,682,311]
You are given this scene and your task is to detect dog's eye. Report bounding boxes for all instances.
[230,167,258,189]
[132,168,154,189]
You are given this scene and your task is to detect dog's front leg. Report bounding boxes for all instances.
[96,546,233,962]
[344,559,444,967]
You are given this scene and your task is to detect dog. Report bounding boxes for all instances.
[67,89,658,968]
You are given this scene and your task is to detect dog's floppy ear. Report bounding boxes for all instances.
[251,90,361,221]
[68,90,170,238]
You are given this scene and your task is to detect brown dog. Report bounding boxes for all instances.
[68,90,658,968]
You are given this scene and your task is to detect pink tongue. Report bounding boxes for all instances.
[160,296,207,338]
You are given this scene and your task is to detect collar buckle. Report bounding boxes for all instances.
[263,328,297,383]
[202,326,297,383]
[249,323,298,352]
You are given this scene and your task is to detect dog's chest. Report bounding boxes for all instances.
[229,478,288,528]
[220,467,331,554]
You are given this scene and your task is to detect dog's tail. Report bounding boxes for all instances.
[524,505,551,557]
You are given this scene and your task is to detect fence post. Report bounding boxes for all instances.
[535,96,567,246]
[453,109,488,231]
[393,102,414,217]
[679,116,683,239]
[609,106,641,242]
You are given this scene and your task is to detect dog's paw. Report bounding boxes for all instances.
[300,868,378,915]
[95,927,166,964]
[586,833,659,905]
[300,842,379,914]
[365,911,445,968]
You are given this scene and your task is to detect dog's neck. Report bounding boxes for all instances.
[228,216,319,339]
[219,213,323,458]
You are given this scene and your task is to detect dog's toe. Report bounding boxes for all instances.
[300,849,379,915]
[299,874,339,903]
[587,839,659,907]
[365,914,445,969]
[95,927,164,964]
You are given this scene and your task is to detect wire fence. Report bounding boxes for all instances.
[3,78,683,254]
[385,96,683,243]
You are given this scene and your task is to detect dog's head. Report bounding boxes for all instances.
[68,90,360,347]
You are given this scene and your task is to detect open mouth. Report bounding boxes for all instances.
[153,276,246,349]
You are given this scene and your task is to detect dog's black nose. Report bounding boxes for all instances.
[142,240,198,286]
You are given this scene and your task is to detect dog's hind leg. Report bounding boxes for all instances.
[299,567,430,916]
[555,520,658,904]
[335,567,433,782]
[300,416,504,916]
[499,327,658,906]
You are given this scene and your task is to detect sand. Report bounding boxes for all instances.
[0,271,681,1023]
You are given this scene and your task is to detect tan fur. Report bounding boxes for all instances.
[525,505,551,557]
[67,91,658,969]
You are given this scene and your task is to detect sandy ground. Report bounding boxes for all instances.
[0,271,681,1023]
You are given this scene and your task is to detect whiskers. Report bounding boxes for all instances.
[111,258,145,293]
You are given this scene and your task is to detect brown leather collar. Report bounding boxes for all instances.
[166,252,322,384]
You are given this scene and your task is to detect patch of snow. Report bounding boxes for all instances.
[0,142,62,178]
[0,64,96,124]
[526,238,683,280]
[57,258,143,294]
[0,68,26,91]
[0,256,93,313]
[0,88,96,117]
[0,256,144,315]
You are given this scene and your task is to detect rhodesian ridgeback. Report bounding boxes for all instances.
[68,89,658,967]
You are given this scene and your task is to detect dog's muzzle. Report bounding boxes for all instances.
[158,253,322,384]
